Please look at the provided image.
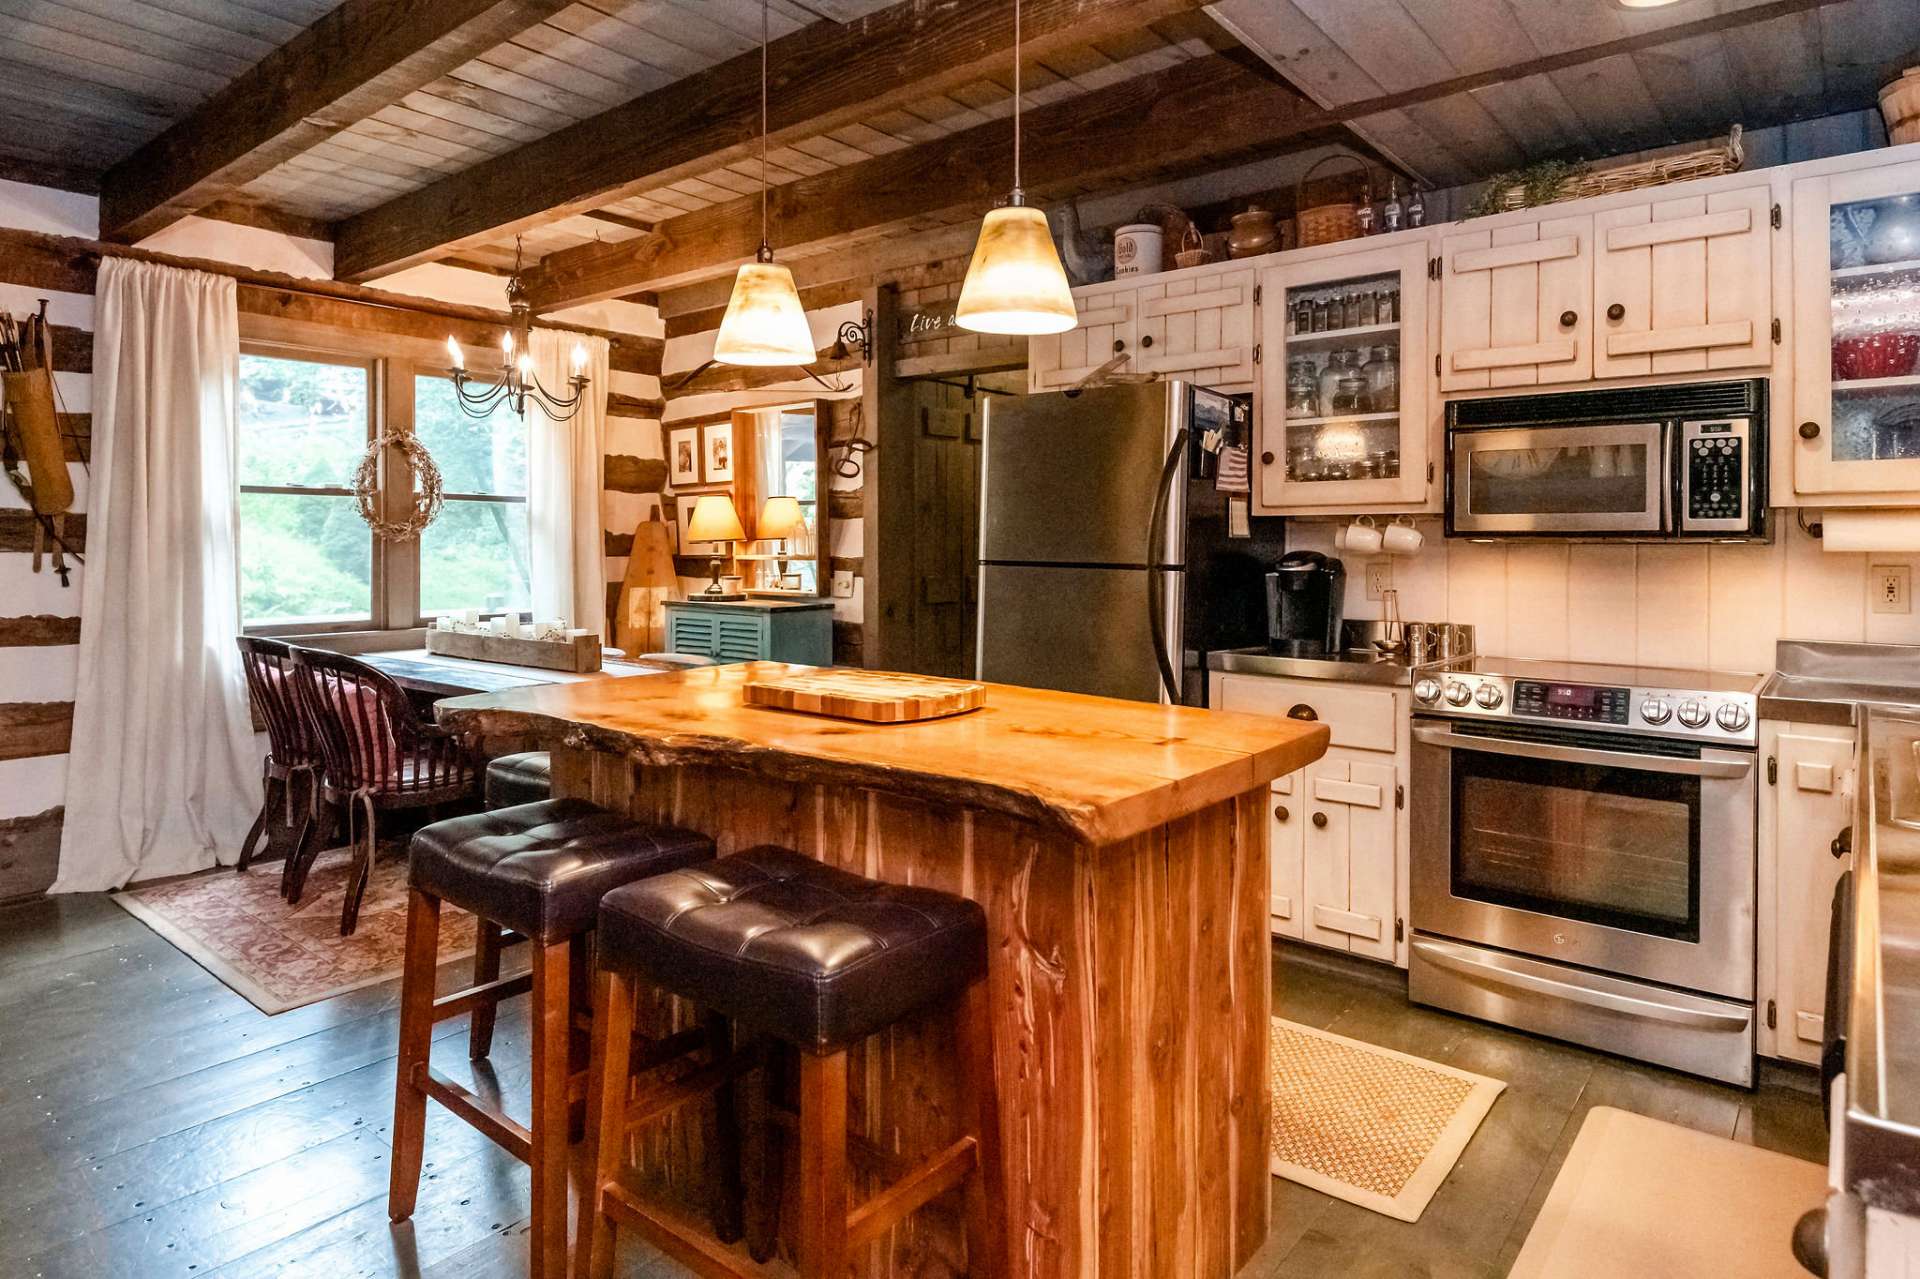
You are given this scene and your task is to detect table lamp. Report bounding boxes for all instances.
[757,495,805,589]
[685,493,747,599]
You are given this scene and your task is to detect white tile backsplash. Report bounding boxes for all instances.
[1300,514,1900,672]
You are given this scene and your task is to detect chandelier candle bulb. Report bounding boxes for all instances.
[570,342,587,373]
[445,336,463,370]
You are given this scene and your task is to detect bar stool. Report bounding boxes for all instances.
[387,798,715,1279]
[579,846,1006,1279]
[485,751,552,808]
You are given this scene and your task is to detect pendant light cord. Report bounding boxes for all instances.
[759,0,770,260]
[1012,0,1022,203]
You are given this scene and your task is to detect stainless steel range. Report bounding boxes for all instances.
[1409,656,1764,1085]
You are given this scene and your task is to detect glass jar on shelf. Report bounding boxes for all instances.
[1292,296,1313,336]
[1285,358,1319,418]
[1377,288,1398,324]
[1329,368,1369,414]
[1356,289,1378,327]
[1310,296,1331,333]
[1317,350,1353,418]
[1364,344,1399,412]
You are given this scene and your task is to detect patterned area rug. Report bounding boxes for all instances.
[1269,1017,1505,1222]
[113,847,477,1015]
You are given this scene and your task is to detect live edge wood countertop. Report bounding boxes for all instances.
[436,660,1327,845]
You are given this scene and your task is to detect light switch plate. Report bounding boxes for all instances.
[832,570,854,598]
[1364,559,1392,601]
[1873,564,1911,614]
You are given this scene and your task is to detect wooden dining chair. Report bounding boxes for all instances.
[289,648,481,935]
[234,636,328,899]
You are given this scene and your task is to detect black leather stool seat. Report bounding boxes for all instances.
[597,846,987,1051]
[411,799,713,944]
[484,751,552,808]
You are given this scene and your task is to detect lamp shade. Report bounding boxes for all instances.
[757,495,805,540]
[955,204,1077,335]
[685,493,747,544]
[713,261,816,366]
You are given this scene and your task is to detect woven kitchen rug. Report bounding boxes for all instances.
[114,846,477,1015]
[1269,1017,1505,1222]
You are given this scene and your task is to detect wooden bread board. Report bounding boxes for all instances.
[743,669,985,723]
[426,628,601,673]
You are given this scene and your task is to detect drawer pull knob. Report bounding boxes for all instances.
[1274,804,1290,823]
[1113,339,1127,354]
[1311,812,1329,829]
[1832,826,1852,860]
[1559,309,1578,328]
[1799,421,1822,440]
[1286,703,1318,722]
[1261,450,1275,465]
[1140,335,1155,348]
[1606,303,1625,322]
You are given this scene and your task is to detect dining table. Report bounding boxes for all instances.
[359,647,672,698]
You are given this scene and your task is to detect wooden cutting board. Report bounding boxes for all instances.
[743,669,985,723]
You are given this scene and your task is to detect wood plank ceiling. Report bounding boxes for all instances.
[1206,0,1920,188]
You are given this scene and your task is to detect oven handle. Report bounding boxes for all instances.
[1412,724,1753,778]
[1412,937,1753,1030]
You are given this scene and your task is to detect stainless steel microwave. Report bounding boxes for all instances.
[1445,379,1769,540]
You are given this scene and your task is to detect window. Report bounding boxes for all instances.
[237,346,536,634]
[414,374,531,615]
[237,351,375,629]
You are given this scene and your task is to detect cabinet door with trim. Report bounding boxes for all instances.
[1770,730,1854,1065]
[1301,758,1354,952]
[1593,184,1772,379]
[1269,770,1304,940]
[1026,285,1138,392]
[1341,757,1399,962]
[1134,266,1257,387]
[1439,213,1593,390]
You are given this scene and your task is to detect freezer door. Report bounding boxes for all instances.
[977,563,1172,702]
[980,383,1187,566]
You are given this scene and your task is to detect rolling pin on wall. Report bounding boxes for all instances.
[1,301,79,584]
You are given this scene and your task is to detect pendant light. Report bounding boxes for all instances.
[713,0,815,366]
[955,0,1076,336]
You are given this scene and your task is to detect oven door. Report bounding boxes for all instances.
[1410,720,1755,999]
[1449,422,1669,535]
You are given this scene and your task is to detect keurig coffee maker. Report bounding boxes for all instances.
[1266,551,1346,656]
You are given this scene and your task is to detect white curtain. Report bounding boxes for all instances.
[528,328,609,637]
[54,259,261,892]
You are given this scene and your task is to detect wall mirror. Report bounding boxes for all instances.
[730,398,830,596]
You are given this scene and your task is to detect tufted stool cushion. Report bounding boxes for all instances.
[411,799,713,943]
[484,751,552,808]
[597,846,987,1051]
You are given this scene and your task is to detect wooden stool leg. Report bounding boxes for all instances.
[387,888,441,1222]
[468,921,504,1059]
[704,1012,745,1245]
[581,966,636,1279]
[955,976,1008,1279]
[742,1044,782,1263]
[528,938,572,1279]
[796,1049,848,1279]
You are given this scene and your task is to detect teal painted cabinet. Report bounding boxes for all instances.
[664,598,834,666]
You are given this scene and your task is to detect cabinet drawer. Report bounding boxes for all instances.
[1216,674,1398,753]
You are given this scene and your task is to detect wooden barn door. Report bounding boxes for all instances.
[902,377,983,679]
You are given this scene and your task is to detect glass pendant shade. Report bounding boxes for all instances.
[955,204,1077,335]
[713,260,816,366]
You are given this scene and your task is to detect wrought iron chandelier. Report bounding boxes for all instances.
[444,239,590,421]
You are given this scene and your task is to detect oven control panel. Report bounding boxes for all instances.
[1512,680,1630,725]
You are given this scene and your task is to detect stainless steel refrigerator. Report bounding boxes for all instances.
[976,381,1285,704]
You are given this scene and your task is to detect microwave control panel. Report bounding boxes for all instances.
[1680,417,1752,533]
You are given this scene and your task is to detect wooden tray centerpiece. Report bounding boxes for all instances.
[742,669,985,723]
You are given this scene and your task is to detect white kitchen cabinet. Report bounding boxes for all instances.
[1256,239,1433,513]
[1026,282,1137,392]
[1758,722,1855,1065]
[1789,156,1920,496]
[1439,212,1593,390]
[1269,770,1303,939]
[1301,752,1398,962]
[1133,265,1257,388]
[1591,184,1774,379]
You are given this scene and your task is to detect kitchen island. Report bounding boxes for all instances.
[436,662,1328,1279]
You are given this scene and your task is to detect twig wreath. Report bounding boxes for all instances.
[352,432,444,541]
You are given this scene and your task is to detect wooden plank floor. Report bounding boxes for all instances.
[0,893,1828,1278]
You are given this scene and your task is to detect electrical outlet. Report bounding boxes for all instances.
[832,570,855,599]
[1364,559,1392,601]
[1873,564,1911,614]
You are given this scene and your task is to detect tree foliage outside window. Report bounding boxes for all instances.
[415,375,531,616]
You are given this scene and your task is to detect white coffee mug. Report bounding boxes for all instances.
[1383,516,1424,555]
[1345,515,1383,554]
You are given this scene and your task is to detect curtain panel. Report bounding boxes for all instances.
[527,328,609,638]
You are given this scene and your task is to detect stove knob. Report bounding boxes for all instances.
[1414,677,1443,705]
[1676,700,1710,729]
[1715,703,1751,733]
[1640,698,1672,725]
[1445,681,1474,707]
[1474,683,1504,709]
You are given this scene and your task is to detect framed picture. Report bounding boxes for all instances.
[701,422,734,483]
[668,426,701,487]
[676,494,727,556]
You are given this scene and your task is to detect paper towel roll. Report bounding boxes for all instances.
[1821,508,1920,552]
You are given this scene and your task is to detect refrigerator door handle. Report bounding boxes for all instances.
[1146,428,1189,702]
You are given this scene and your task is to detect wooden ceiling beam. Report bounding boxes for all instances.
[332,0,1216,282]
[522,55,1340,309]
[98,0,574,244]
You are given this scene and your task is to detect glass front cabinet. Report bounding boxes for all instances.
[1792,157,1920,496]
[1256,239,1434,513]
